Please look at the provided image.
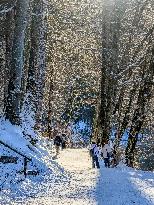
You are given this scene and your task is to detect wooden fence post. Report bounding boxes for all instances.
[24,158,28,177]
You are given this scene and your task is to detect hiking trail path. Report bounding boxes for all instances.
[10,148,154,205]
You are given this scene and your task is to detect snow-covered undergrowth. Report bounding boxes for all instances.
[0,118,70,202]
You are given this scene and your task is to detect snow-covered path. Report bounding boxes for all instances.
[1,148,154,205]
[17,148,99,205]
[56,148,154,205]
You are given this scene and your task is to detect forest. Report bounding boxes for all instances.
[0,0,154,203]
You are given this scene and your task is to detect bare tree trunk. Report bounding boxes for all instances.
[125,49,154,167]
[115,85,137,148]
[26,0,47,127]
[5,0,30,124]
[47,69,54,138]
[3,9,15,114]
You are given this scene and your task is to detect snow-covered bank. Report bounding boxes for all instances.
[0,118,46,159]
[97,161,154,205]
[1,148,153,205]
[0,118,69,198]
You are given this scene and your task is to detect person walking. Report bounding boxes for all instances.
[54,135,62,156]
[102,141,112,168]
[89,141,100,169]
[111,145,118,167]
[61,133,67,150]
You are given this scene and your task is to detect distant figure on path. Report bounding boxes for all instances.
[61,133,67,150]
[110,145,118,167]
[54,135,62,156]
[89,141,100,169]
[102,141,112,168]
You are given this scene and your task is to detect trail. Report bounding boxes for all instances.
[28,148,99,205]
[56,148,154,205]
[1,148,154,205]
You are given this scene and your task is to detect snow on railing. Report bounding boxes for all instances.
[0,140,32,161]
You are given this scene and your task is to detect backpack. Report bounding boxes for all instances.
[107,151,112,158]
[55,140,60,146]
[90,147,96,157]
[54,136,61,146]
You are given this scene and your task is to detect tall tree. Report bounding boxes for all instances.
[5,0,30,124]
[125,47,154,167]
[22,0,47,131]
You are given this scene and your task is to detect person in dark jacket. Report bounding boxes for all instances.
[54,135,62,156]
[89,142,100,169]
[61,133,67,150]
[111,145,118,167]
[102,141,112,168]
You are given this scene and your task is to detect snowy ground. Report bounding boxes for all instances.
[1,148,154,205]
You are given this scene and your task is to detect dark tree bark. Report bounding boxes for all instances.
[5,0,30,124]
[115,85,137,149]
[3,9,15,113]
[125,48,154,167]
[47,69,54,138]
[26,0,47,126]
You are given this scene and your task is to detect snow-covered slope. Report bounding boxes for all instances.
[0,118,69,196]
[0,118,43,159]
[1,148,153,205]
